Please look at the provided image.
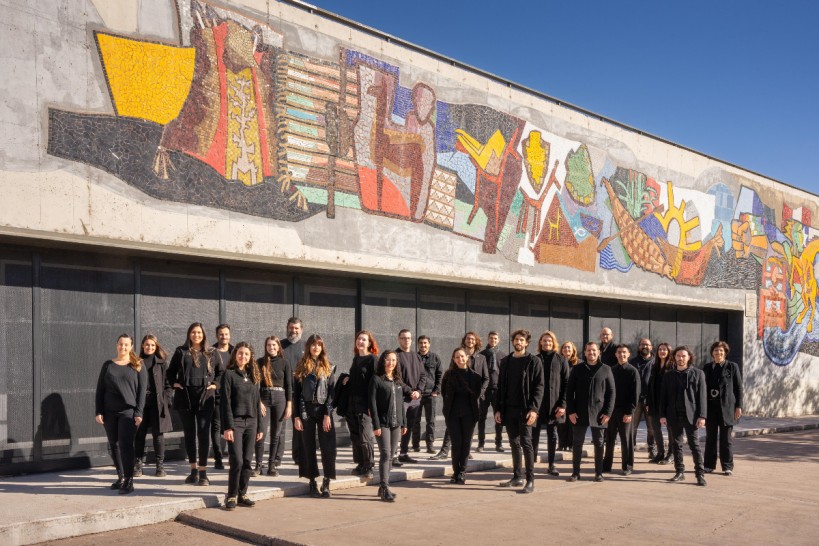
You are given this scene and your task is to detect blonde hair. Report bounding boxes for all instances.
[560,341,578,366]
[539,330,559,351]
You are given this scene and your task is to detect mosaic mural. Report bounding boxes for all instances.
[46,0,818,366]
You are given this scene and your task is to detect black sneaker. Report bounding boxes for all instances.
[495,445,505,453]
[426,447,436,454]
[225,496,237,511]
[697,475,708,486]
[184,470,198,484]
[267,466,279,477]
[412,446,421,453]
[398,454,417,464]
[499,477,525,487]
[350,464,364,476]
[475,445,484,453]
[567,474,580,482]
[197,471,210,486]
[594,474,604,482]
[547,466,559,476]
[213,459,225,470]
[238,494,256,507]
[430,451,448,460]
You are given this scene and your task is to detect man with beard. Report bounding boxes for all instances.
[566,342,615,482]
[210,324,234,470]
[603,344,640,476]
[396,329,427,465]
[281,317,306,465]
[478,331,507,452]
[415,335,442,454]
[494,330,544,493]
[629,338,657,460]
[599,328,617,367]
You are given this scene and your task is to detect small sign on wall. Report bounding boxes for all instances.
[745,293,758,317]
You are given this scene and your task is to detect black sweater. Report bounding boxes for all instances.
[612,363,641,414]
[258,355,293,404]
[95,360,148,418]
[348,354,376,413]
[369,374,406,430]
[221,367,262,433]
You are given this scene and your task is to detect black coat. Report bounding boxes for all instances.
[566,362,615,428]
[468,352,490,400]
[703,360,743,426]
[612,363,641,415]
[143,355,174,433]
[480,346,507,390]
[369,374,406,430]
[660,366,707,426]
[647,362,671,412]
[494,352,545,421]
[167,346,221,411]
[600,342,617,367]
[441,367,483,422]
[538,350,569,424]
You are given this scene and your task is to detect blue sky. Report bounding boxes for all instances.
[306,0,819,196]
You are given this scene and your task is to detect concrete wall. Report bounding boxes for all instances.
[1,0,817,415]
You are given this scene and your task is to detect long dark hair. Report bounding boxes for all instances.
[656,342,673,369]
[445,347,475,395]
[140,334,168,361]
[447,347,468,372]
[182,322,212,372]
[259,335,282,387]
[228,341,260,384]
[376,350,402,383]
[295,334,332,381]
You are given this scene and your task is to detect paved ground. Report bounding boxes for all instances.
[41,428,819,545]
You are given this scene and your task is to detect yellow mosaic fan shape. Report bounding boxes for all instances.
[96,32,196,125]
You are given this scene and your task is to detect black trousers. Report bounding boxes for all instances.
[180,395,215,466]
[603,409,634,471]
[531,422,559,466]
[446,414,476,476]
[210,399,225,464]
[400,401,422,455]
[632,400,655,452]
[134,394,165,461]
[651,413,675,457]
[104,410,137,479]
[227,416,257,498]
[257,390,287,467]
[670,419,705,476]
[478,389,503,447]
[347,411,375,470]
[376,426,400,486]
[412,395,437,449]
[572,424,605,475]
[558,421,572,449]
[504,410,535,481]
[298,405,337,480]
[704,417,734,471]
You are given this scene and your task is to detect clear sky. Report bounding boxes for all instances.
[304,0,819,196]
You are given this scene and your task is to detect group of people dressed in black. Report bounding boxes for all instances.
[94,319,742,507]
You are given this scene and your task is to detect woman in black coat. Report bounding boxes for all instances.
[369,350,407,502]
[221,341,264,511]
[134,334,173,477]
[647,342,674,464]
[94,334,147,494]
[441,347,483,485]
[168,322,222,486]
[534,330,569,476]
[703,340,743,476]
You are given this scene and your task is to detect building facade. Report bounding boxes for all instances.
[0,0,816,473]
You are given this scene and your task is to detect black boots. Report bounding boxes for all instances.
[133,458,144,477]
[155,457,166,477]
[110,473,124,490]
[499,477,525,487]
[251,463,261,477]
[309,479,321,498]
[197,469,210,486]
[378,484,396,502]
[119,477,134,494]
[670,472,685,482]
[320,477,331,498]
[522,480,534,493]
[185,468,198,484]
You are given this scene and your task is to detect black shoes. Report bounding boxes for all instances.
[412,446,421,453]
[594,474,604,482]
[133,459,143,478]
[623,468,632,476]
[398,454,418,464]
[567,474,579,482]
[430,451,448,460]
[251,464,261,477]
[155,459,166,477]
[351,464,364,476]
[110,476,124,490]
[320,478,331,498]
[238,494,256,507]
[378,484,396,502]
[309,479,321,498]
[547,466,559,477]
[495,445,505,453]
[267,466,279,477]
[476,445,484,453]
[213,459,225,470]
[697,475,707,486]
[119,478,134,494]
[723,469,733,476]
[426,447,436,454]
[670,472,685,482]
[362,467,374,479]
[703,467,714,474]
[522,480,534,493]
[659,453,673,465]
[197,470,210,486]
[499,477,525,488]
[650,453,664,464]
[225,496,237,511]
[184,469,198,484]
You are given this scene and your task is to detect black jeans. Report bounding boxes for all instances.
[632,400,655,452]
[104,410,138,479]
[400,401,422,455]
[446,414,476,476]
[257,390,287,467]
[375,426,400,486]
[572,424,605,475]
[531,422,559,466]
[134,394,165,461]
[478,388,503,447]
[651,413,675,457]
[412,395,437,449]
[347,411,375,470]
[180,395,215,466]
[670,419,705,476]
[504,409,535,481]
[603,409,634,471]
[298,404,337,480]
[210,398,225,464]
[227,416,257,498]
[704,416,734,471]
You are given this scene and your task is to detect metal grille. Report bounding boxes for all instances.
[549,297,584,351]
[677,309,704,367]
[418,287,465,359]
[621,303,651,349]
[588,300,622,346]
[361,280,416,354]
[224,272,292,354]
[701,312,725,364]
[466,290,510,352]
[650,307,678,348]
[298,277,357,374]
[511,294,550,353]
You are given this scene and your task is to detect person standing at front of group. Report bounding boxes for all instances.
[345,330,379,479]
[495,330,544,493]
[478,331,507,453]
[660,346,708,486]
[211,324,233,470]
[416,335,442,454]
[395,329,427,465]
[293,334,337,498]
[134,334,173,478]
[221,342,264,511]
[168,322,221,486]
[533,330,569,476]
[704,341,743,476]
[603,345,640,476]
[629,338,657,460]
[256,336,292,477]
[442,347,483,485]
[95,334,147,494]
[369,350,407,502]
[566,342,615,483]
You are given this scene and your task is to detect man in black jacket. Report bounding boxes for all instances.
[599,327,617,367]
[566,342,615,482]
[603,345,640,475]
[211,324,234,471]
[494,330,544,493]
[416,335,442,454]
[478,331,507,452]
[396,329,427,464]
[660,346,707,486]
[629,338,657,460]
[281,317,306,465]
